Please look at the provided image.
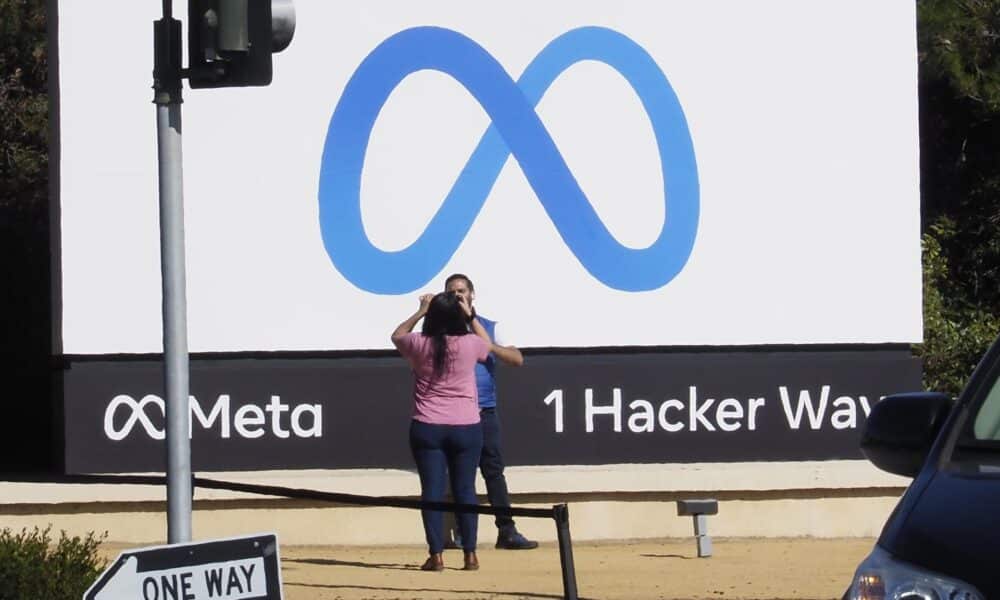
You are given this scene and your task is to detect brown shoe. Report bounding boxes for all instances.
[420,553,444,571]
[462,551,479,571]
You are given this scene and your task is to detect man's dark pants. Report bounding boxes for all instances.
[479,406,517,534]
[445,406,517,540]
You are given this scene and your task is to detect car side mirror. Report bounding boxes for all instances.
[860,392,954,477]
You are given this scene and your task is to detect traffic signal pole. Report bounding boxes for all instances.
[153,1,192,545]
[149,0,295,545]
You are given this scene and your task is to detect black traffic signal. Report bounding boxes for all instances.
[188,0,295,88]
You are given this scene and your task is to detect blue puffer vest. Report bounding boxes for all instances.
[474,316,497,408]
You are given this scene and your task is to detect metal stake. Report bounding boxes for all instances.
[554,503,579,600]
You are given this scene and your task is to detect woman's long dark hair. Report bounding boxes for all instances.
[421,291,470,379]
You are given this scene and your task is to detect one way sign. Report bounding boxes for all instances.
[84,533,282,600]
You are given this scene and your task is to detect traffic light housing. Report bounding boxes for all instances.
[188,0,295,88]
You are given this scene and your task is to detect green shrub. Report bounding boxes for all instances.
[917,222,1000,396]
[0,526,107,600]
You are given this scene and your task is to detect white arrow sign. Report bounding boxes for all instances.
[84,534,282,600]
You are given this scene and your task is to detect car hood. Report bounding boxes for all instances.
[884,466,1000,598]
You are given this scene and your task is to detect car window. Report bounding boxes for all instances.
[973,372,1000,440]
[950,334,1000,454]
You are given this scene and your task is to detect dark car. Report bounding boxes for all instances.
[844,333,1000,600]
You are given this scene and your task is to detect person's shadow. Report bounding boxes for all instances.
[285,580,573,599]
[284,557,418,571]
[282,557,582,598]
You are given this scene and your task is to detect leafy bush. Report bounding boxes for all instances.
[917,221,1000,395]
[0,526,107,600]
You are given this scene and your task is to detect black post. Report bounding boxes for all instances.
[553,503,579,600]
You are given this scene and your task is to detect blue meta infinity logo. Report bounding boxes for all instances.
[318,26,699,294]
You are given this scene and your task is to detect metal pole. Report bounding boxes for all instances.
[154,7,192,544]
[554,504,579,600]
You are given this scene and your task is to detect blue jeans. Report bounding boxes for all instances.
[409,420,483,553]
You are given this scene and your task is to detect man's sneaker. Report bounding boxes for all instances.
[496,531,538,550]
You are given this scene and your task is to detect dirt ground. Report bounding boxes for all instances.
[104,537,870,599]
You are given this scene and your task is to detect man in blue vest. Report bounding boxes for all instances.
[444,273,538,550]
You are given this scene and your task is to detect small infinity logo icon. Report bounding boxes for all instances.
[319,26,699,293]
[104,394,165,441]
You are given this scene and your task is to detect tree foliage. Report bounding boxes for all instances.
[917,0,1000,394]
[920,0,1000,111]
[0,0,52,471]
[0,0,47,209]
[0,0,49,362]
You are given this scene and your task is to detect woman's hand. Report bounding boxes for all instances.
[393,293,434,344]
[418,294,434,315]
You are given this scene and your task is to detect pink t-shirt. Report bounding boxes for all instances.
[393,332,490,425]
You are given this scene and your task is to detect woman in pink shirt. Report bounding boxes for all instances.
[392,291,493,571]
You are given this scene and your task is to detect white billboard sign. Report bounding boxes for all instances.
[57,0,922,353]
